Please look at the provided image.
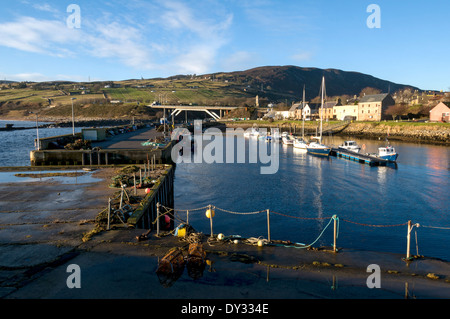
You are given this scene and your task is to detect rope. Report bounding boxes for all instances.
[420,225,450,230]
[215,206,265,215]
[268,216,337,249]
[340,219,408,227]
[270,211,332,220]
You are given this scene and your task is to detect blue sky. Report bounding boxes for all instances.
[0,0,449,91]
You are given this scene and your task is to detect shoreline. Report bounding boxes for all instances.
[0,167,449,299]
[223,121,450,146]
[1,115,449,146]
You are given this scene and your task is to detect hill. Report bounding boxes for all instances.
[205,65,418,101]
[0,65,421,121]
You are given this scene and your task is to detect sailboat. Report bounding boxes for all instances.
[293,84,308,150]
[306,77,331,156]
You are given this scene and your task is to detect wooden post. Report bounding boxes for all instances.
[333,215,337,253]
[406,220,412,260]
[156,202,161,236]
[209,205,213,237]
[107,198,111,230]
[133,173,136,195]
[266,209,271,242]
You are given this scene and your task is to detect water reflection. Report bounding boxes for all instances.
[174,133,450,261]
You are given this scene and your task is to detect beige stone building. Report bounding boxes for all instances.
[357,93,395,121]
[333,104,359,121]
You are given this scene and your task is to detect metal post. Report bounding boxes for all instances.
[186,210,189,225]
[71,98,76,136]
[35,114,40,151]
[333,215,337,253]
[266,209,271,242]
[406,220,412,260]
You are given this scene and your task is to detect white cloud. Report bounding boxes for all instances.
[157,0,233,74]
[32,3,59,14]
[86,22,154,69]
[0,17,79,57]
[291,51,313,62]
[222,51,259,71]
[0,1,234,78]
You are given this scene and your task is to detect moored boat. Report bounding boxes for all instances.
[306,139,331,156]
[282,134,295,145]
[293,137,308,149]
[339,140,361,153]
[376,145,398,162]
[306,76,331,157]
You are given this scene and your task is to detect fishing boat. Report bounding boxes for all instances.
[306,77,331,156]
[338,140,361,153]
[376,145,398,162]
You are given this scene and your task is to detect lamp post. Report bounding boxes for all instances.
[71,97,76,136]
[29,111,40,150]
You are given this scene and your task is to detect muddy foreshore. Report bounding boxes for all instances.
[0,167,449,303]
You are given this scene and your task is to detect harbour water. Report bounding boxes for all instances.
[0,120,85,167]
[1,120,449,261]
[173,133,450,261]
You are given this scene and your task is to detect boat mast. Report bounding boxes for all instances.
[302,84,305,139]
[319,76,324,142]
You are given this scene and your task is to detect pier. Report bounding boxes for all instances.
[29,124,175,166]
[330,148,389,166]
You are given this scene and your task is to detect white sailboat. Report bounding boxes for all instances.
[306,76,331,156]
[294,84,308,150]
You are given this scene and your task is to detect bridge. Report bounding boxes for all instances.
[147,104,238,120]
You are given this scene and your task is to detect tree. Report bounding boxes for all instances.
[359,87,382,97]
[385,103,408,120]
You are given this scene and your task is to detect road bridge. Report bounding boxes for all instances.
[147,105,238,120]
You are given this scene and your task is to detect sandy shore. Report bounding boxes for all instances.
[0,167,449,302]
